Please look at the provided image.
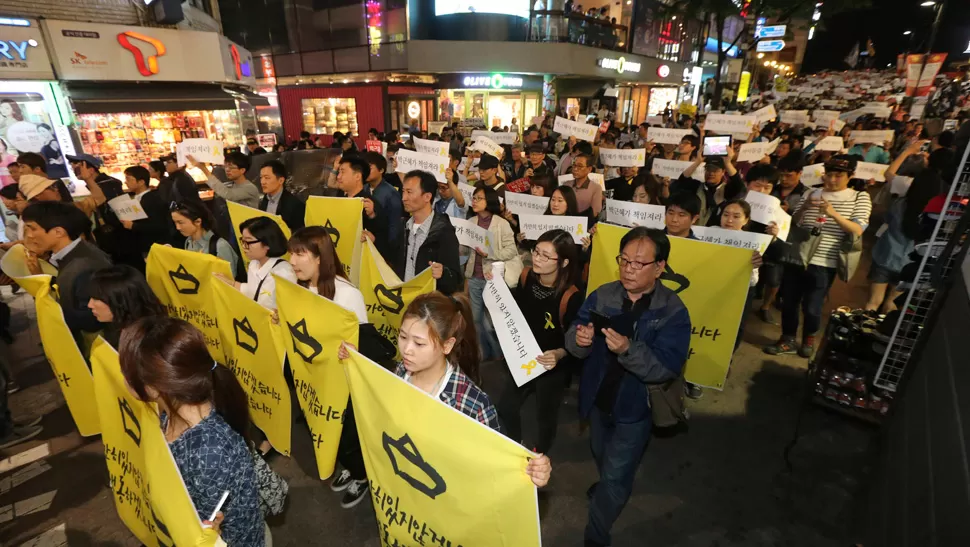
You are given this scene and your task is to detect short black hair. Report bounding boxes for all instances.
[449,148,462,161]
[88,265,167,327]
[0,184,20,200]
[22,201,91,239]
[225,151,251,171]
[170,199,214,231]
[745,164,779,186]
[665,191,702,218]
[405,170,438,199]
[239,216,289,257]
[124,165,151,186]
[680,135,699,148]
[300,131,311,140]
[574,141,594,155]
[363,151,387,175]
[148,160,166,176]
[261,160,287,179]
[17,152,46,174]
[937,130,955,149]
[639,122,650,130]
[620,227,670,263]
[339,154,370,180]
[386,144,401,154]
[471,185,502,216]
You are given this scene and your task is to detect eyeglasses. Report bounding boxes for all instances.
[571,164,589,170]
[241,238,261,249]
[616,255,656,271]
[531,248,559,262]
[472,195,485,202]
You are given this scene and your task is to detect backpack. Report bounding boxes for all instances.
[519,267,578,326]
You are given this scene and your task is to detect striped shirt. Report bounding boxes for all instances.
[798,188,872,268]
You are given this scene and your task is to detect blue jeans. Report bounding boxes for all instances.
[780,264,837,339]
[467,277,501,361]
[586,407,652,546]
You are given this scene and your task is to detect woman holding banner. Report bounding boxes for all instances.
[119,317,267,546]
[719,200,763,352]
[87,265,168,349]
[337,292,552,488]
[170,200,240,278]
[217,217,296,310]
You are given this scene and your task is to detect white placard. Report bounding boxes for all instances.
[599,148,647,167]
[774,209,792,241]
[395,149,449,182]
[858,105,892,118]
[780,110,810,125]
[451,217,496,256]
[812,110,841,125]
[553,116,598,142]
[704,113,758,135]
[518,214,588,244]
[854,161,889,182]
[588,173,605,190]
[457,157,480,173]
[647,127,693,145]
[557,174,574,185]
[456,182,476,209]
[484,279,547,387]
[850,130,894,146]
[737,138,780,163]
[751,105,777,125]
[413,137,449,157]
[820,100,841,108]
[890,175,914,196]
[801,163,825,186]
[470,135,504,159]
[504,192,550,216]
[814,136,844,152]
[692,226,774,254]
[743,191,782,226]
[427,121,448,135]
[472,130,516,146]
[107,194,148,222]
[651,159,704,181]
[605,199,665,229]
[645,115,664,126]
[176,139,224,166]
[256,133,277,148]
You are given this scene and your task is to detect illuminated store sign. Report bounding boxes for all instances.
[598,57,641,74]
[461,74,524,89]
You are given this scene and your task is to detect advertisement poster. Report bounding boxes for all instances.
[0,92,71,184]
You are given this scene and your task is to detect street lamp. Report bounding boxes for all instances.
[920,1,935,5]
[923,0,945,54]
[903,30,912,35]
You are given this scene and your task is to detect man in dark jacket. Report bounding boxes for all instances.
[669,149,743,226]
[394,170,461,294]
[258,160,306,232]
[566,227,691,547]
[120,165,170,265]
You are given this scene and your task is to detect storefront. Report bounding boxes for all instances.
[42,19,265,179]
[436,73,543,132]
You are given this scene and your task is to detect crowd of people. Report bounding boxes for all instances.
[0,68,967,547]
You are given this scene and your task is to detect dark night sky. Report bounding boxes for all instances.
[802,0,970,72]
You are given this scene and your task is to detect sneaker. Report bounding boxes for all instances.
[13,415,41,429]
[764,338,799,355]
[0,424,42,450]
[6,381,19,394]
[757,308,778,325]
[798,336,817,359]
[330,469,353,492]
[684,382,703,400]
[340,479,369,509]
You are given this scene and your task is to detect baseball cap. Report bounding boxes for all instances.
[824,154,857,174]
[478,153,500,170]
[19,174,56,200]
[704,157,726,170]
[66,153,103,169]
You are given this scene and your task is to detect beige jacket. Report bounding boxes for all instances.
[462,214,524,287]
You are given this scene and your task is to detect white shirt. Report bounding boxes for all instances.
[405,211,434,281]
[308,277,368,324]
[133,189,150,203]
[239,257,296,310]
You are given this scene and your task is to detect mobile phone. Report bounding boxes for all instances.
[590,310,612,334]
[702,135,732,156]
[920,141,931,153]
[206,491,230,525]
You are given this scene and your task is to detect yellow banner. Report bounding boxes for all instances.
[146,244,232,363]
[226,200,292,268]
[91,338,218,547]
[34,281,99,436]
[343,349,541,546]
[359,240,435,351]
[212,279,292,456]
[0,243,58,297]
[304,196,363,285]
[587,223,750,389]
[275,276,359,479]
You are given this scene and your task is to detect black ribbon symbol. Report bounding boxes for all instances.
[324,219,341,247]
[118,397,141,446]
[661,264,690,294]
[374,284,405,314]
[233,317,259,354]
[168,264,200,295]
[151,504,175,547]
[288,318,322,362]
[382,432,446,499]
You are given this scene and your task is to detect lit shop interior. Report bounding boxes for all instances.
[301,98,360,137]
[436,74,543,130]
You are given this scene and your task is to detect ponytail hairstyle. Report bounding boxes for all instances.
[119,317,251,444]
[288,225,346,299]
[402,292,481,385]
[529,229,578,296]
[170,199,214,232]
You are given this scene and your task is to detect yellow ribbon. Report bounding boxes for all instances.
[543,312,555,330]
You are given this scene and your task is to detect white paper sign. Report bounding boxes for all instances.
[850,130,894,145]
[812,110,841,125]
[470,135,504,159]
[814,136,845,152]
[737,138,780,163]
[107,194,148,222]
[647,127,693,145]
[502,192,548,216]
[588,173,605,190]
[553,116,598,142]
[645,115,664,126]
[774,209,792,241]
[692,226,774,254]
[651,159,704,181]
[472,130,516,146]
[413,137,449,157]
[854,161,889,182]
[558,174,574,185]
[518,214,588,244]
[801,163,825,186]
[176,139,224,166]
[752,105,777,125]
[704,113,758,135]
[484,279,547,387]
[858,105,892,118]
[780,110,810,126]
[428,121,448,135]
[455,182,476,209]
[396,149,449,182]
[744,191,783,226]
[452,217,497,256]
[599,148,647,167]
[605,199,665,229]
[890,175,914,196]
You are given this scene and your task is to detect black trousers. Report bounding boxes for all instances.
[495,360,568,454]
[337,397,367,480]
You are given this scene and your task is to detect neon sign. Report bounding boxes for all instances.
[461,74,524,89]
[0,39,38,61]
[230,44,252,79]
[366,0,383,56]
[117,31,165,77]
[598,57,641,74]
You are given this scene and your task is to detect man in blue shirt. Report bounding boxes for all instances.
[363,151,403,254]
[847,140,891,164]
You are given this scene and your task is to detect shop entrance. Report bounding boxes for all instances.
[390,97,434,134]
[438,90,539,132]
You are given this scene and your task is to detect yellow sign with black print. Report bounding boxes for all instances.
[587,223,750,389]
[359,239,434,351]
[0,243,58,297]
[303,196,363,285]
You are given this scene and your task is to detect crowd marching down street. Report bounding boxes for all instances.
[0,62,968,547]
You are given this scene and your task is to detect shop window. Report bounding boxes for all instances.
[439,90,465,122]
[302,98,359,136]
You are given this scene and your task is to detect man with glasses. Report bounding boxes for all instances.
[189,151,260,208]
[567,227,691,547]
[561,153,604,218]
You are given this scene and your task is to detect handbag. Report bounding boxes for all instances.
[251,447,288,517]
[647,374,688,429]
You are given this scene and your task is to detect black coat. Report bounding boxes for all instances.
[393,212,462,295]
[259,189,306,233]
[127,190,171,259]
[55,240,112,339]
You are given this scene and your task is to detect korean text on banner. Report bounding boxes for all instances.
[850,130,894,145]
[146,244,232,362]
[35,281,99,436]
[227,200,292,268]
[652,158,704,181]
[605,199,665,229]
[779,110,810,126]
[599,148,646,167]
[646,127,692,145]
[751,105,777,125]
[504,192,550,216]
[394,149,450,183]
[736,139,780,163]
[91,339,218,547]
[258,133,278,148]
[484,279,547,387]
[801,163,825,186]
[812,110,840,125]
[304,196,364,285]
[107,194,148,222]
[905,54,925,96]
[0,243,58,296]
[814,136,844,152]
[743,191,782,226]
[366,140,384,153]
[854,161,889,182]
[472,130,516,146]
[587,223,750,389]
[212,279,292,456]
[452,218,497,256]
[176,138,224,166]
[518,214,588,244]
[692,226,774,254]
[413,137,450,157]
[553,116,597,142]
[703,113,758,135]
[360,240,435,351]
[470,135,504,159]
[456,182,476,212]
[343,349,541,547]
[916,53,947,97]
[275,277,359,479]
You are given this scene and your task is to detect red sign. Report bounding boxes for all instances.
[366,140,384,153]
[116,31,165,77]
[904,54,925,97]
[916,53,948,97]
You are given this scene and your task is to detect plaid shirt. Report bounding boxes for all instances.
[395,363,502,432]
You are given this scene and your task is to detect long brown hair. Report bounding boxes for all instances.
[119,317,250,443]
[402,292,481,384]
[529,229,579,296]
[287,226,346,299]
